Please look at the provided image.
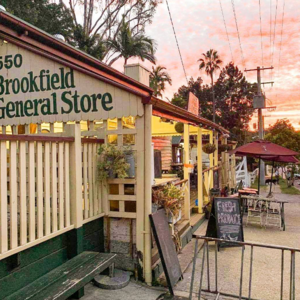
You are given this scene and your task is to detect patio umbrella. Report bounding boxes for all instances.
[231,140,299,194]
[232,140,298,158]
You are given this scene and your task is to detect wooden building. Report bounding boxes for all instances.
[0,10,233,298]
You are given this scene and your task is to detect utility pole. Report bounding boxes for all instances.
[245,66,274,187]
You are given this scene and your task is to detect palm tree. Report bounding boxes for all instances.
[150,66,172,98]
[198,49,222,123]
[106,19,156,67]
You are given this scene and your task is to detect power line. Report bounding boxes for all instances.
[165,0,188,85]
[219,0,233,62]
[271,0,278,66]
[259,0,264,67]
[269,0,272,64]
[231,0,245,68]
[277,0,286,75]
[271,0,279,82]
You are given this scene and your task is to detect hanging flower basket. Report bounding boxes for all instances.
[218,144,233,153]
[202,143,216,154]
[175,122,184,134]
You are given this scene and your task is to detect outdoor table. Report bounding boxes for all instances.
[242,195,287,231]
[238,189,258,196]
[229,193,239,198]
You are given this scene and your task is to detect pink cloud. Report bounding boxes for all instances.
[110,0,300,130]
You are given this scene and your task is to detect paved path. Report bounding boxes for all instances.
[81,185,300,300]
[81,280,165,300]
[176,185,300,300]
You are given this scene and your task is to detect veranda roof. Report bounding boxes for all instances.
[152,116,212,137]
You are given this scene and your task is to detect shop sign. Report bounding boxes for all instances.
[0,42,143,125]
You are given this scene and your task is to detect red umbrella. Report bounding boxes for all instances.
[231,140,298,195]
[262,155,299,163]
[262,155,299,196]
[232,140,298,158]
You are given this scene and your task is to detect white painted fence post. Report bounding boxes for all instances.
[197,128,203,213]
[183,123,190,220]
[66,123,83,229]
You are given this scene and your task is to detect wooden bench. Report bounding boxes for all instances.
[5,252,116,300]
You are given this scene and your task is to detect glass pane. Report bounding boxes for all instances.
[122,116,136,129]
[124,184,135,195]
[110,200,119,212]
[125,201,136,213]
[109,184,119,195]
[107,134,118,145]
[94,120,104,130]
[123,134,135,145]
[107,118,118,130]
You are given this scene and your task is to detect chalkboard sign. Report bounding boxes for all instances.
[206,197,244,247]
[150,209,182,295]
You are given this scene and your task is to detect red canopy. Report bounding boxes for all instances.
[262,155,299,163]
[232,140,298,158]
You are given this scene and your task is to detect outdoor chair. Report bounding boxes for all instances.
[246,199,263,227]
[265,201,282,229]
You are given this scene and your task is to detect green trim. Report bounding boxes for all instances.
[0,218,105,299]
[67,228,83,259]
[0,249,68,299]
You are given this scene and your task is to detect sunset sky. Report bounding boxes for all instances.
[114,0,300,130]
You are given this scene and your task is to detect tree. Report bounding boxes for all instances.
[106,19,156,66]
[150,66,172,97]
[60,0,160,61]
[171,63,257,144]
[264,119,300,153]
[73,25,106,60]
[1,0,74,39]
[2,0,160,62]
[198,49,222,123]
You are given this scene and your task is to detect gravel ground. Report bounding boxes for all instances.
[176,184,300,300]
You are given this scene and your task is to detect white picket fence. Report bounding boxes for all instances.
[81,139,103,223]
[0,124,107,261]
[0,134,74,259]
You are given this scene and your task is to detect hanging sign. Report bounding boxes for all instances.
[187,92,199,116]
[0,42,143,125]
[206,197,244,248]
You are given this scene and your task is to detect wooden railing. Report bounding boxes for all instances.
[81,138,104,223]
[0,134,74,260]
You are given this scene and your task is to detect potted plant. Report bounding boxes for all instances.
[152,184,184,224]
[98,144,129,180]
[202,143,216,154]
[123,146,135,178]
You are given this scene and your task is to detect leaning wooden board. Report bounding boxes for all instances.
[206,197,244,247]
[150,209,182,295]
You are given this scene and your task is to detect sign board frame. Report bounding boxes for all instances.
[150,209,182,295]
[187,92,199,116]
[206,197,244,248]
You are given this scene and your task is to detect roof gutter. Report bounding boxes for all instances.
[150,96,230,135]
